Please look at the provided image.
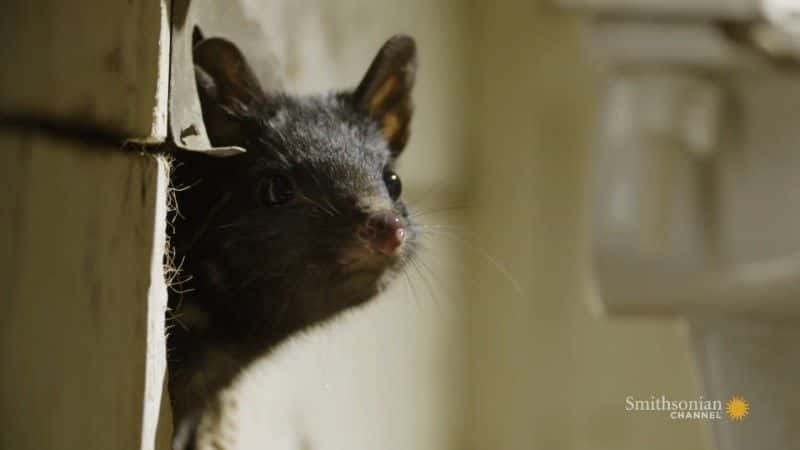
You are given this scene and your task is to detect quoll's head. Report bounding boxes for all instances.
[176,34,418,329]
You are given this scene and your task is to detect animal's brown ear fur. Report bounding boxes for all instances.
[352,35,417,156]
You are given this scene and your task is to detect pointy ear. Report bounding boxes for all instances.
[193,36,265,146]
[352,35,417,156]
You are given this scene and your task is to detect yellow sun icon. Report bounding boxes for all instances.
[726,396,750,421]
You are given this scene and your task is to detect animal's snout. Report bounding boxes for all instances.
[358,212,406,256]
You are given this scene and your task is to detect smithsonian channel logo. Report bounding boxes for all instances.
[625,395,749,421]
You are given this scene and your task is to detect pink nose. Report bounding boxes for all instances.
[358,212,406,255]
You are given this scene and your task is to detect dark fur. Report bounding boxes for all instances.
[167,34,417,448]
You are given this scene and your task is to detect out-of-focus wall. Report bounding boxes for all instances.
[465,2,711,450]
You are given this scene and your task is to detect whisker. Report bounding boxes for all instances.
[399,254,425,311]
[416,227,523,296]
[410,205,467,218]
[408,256,443,314]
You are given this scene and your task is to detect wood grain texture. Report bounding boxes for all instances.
[0,131,164,450]
[0,0,170,141]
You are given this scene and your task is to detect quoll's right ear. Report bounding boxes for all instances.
[352,35,417,157]
[193,37,266,147]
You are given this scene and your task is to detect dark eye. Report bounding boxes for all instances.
[383,170,402,201]
[258,175,294,206]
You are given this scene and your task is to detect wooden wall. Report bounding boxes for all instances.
[0,2,171,449]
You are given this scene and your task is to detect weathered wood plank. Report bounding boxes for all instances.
[0,131,167,450]
[0,0,170,141]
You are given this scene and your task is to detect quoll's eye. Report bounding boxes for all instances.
[259,175,294,206]
[383,170,402,201]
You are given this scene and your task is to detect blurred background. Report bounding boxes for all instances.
[2,1,800,450]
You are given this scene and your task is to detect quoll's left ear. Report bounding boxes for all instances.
[193,36,266,147]
[352,35,417,156]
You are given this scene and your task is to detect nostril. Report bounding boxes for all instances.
[358,222,377,241]
[359,212,406,255]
